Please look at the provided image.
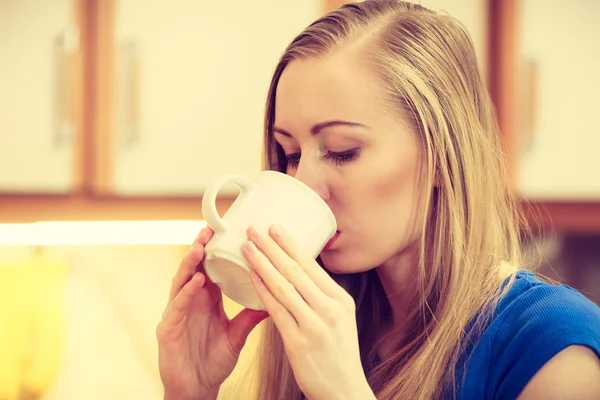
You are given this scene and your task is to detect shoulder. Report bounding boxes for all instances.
[495,270,600,328]
[460,270,600,400]
[492,271,600,345]
[486,271,600,399]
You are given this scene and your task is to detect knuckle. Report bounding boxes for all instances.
[170,294,183,310]
[272,281,293,299]
[321,296,354,323]
[170,275,179,289]
[322,303,343,323]
[155,320,168,341]
[270,305,288,321]
[299,259,313,271]
[279,262,297,279]
[156,319,179,344]
[306,322,327,342]
[341,293,356,311]
[277,263,287,278]
[292,335,311,353]
[190,245,204,260]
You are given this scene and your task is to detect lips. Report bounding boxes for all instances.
[323,231,340,250]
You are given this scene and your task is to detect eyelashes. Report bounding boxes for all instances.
[285,148,361,169]
[285,153,301,168]
[325,148,360,165]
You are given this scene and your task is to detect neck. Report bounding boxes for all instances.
[375,244,419,329]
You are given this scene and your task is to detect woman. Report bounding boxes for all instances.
[157,1,600,399]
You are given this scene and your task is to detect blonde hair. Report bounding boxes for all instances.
[252,1,524,398]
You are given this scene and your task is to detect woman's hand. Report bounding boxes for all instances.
[157,227,269,400]
[243,225,376,400]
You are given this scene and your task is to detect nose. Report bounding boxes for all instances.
[293,160,331,202]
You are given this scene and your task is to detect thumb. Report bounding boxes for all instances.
[228,308,269,353]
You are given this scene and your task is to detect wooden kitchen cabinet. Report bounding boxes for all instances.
[0,0,82,194]
[101,0,488,197]
[0,0,322,221]
[94,0,321,196]
[2,0,600,232]
[514,0,600,200]
[489,0,600,233]
[0,0,487,197]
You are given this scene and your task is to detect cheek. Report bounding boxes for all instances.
[370,149,421,202]
[363,148,426,239]
[326,144,424,225]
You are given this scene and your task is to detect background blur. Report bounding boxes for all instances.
[1,0,599,399]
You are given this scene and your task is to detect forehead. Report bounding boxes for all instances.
[274,52,387,127]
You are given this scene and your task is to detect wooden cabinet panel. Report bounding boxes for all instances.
[1,0,599,232]
[516,0,600,200]
[0,0,81,193]
[101,0,320,196]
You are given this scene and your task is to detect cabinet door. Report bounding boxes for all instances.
[516,0,600,199]
[0,0,80,193]
[108,0,320,196]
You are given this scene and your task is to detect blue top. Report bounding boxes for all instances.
[457,270,600,399]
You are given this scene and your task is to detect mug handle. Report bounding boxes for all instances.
[202,174,256,233]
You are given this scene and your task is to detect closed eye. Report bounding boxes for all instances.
[324,148,360,165]
[285,148,361,169]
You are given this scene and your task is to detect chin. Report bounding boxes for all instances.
[319,250,369,275]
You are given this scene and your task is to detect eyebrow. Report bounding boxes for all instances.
[272,120,368,137]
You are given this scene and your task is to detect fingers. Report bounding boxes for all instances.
[192,226,214,246]
[243,239,312,329]
[268,225,346,298]
[247,226,328,309]
[250,271,300,340]
[169,245,204,302]
[158,272,206,343]
[227,308,269,354]
[169,228,214,302]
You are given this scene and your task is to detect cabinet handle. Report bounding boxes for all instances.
[117,40,141,150]
[519,56,538,154]
[53,23,79,149]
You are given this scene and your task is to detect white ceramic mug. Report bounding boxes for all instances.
[201,170,337,310]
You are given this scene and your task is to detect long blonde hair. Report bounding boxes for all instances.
[253,1,524,398]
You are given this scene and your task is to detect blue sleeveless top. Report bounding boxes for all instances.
[456,270,600,399]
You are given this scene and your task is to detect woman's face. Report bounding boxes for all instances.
[273,51,428,274]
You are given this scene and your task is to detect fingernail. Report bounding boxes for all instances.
[247,225,259,238]
[270,224,281,237]
[244,241,258,253]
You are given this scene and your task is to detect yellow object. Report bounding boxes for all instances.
[0,254,67,400]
